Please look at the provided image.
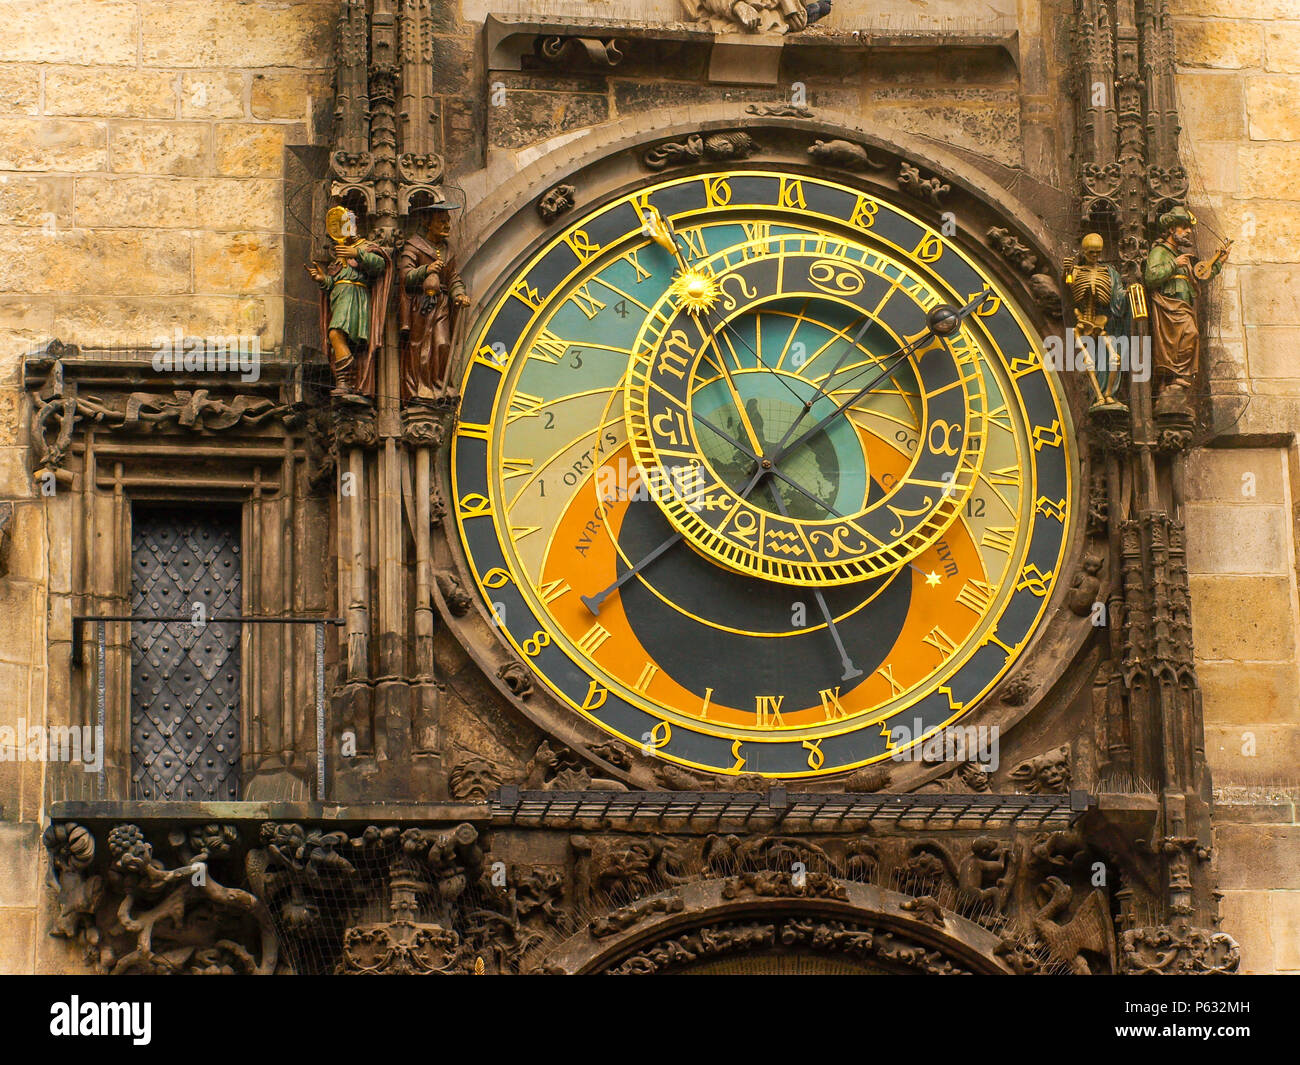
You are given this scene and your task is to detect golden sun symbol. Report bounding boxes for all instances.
[669,268,720,315]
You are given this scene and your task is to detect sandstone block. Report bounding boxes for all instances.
[1177,73,1246,142]
[214,123,286,177]
[194,231,282,294]
[1269,891,1300,970]
[0,176,72,228]
[0,1,136,65]
[141,1,335,69]
[0,119,107,172]
[0,66,40,115]
[1174,19,1266,70]
[1185,502,1290,575]
[1189,574,1297,660]
[1246,325,1300,380]
[251,72,331,121]
[180,73,246,120]
[1215,822,1300,889]
[1199,661,1300,727]
[1246,75,1300,140]
[0,824,38,908]
[45,67,178,119]
[0,908,34,974]
[1240,265,1300,326]
[110,122,210,177]
[1265,23,1300,74]
[0,227,192,297]
[1238,142,1300,198]
[1217,890,1275,973]
[1186,447,1286,503]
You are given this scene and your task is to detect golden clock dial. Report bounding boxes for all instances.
[452,168,1073,778]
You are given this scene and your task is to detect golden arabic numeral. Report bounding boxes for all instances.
[912,233,944,263]
[802,738,825,771]
[647,721,671,749]
[779,177,807,210]
[522,631,551,657]
[563,228,601,261]
[850,196,878,229]
[969,290,1001,316]
[703,176,732,207]
[581,681,608,711]
[482,567,512,589]
[730,738,746,772]
[457,493,492,519]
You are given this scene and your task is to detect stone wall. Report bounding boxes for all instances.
[0,0,336,975]
[1172,0,1300,973]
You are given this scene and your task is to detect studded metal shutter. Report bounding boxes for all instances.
[130,507,241,800]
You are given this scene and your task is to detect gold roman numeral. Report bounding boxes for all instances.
[633,662,659,694]
[956,579,995,614]
[818,686,848,720]
[506,392,544,422]
[981,526,1016,553]
[528,329,568,364]
[501,457,534,480]
[876,664,904,697]
[538,578,570,603]
[755,695,786,727]
[575,622,612,656]
[569,283,607,320]
[923,626,958,657]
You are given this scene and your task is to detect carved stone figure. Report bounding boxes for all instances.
[1009,746,1072,794]
[807,138,886,172]
[1068,553,1104,616]
[957,836,1015,914]
[448,757,501,801]
[897,162,950,208]
[1029,876,1115,975]
[1144,206,1227,416]
[399,204,468,406]
[643,132,759,171]
[987,225,1039,275]
[306,205,392,399]
[537,183,576,223]
[680,0,821,35]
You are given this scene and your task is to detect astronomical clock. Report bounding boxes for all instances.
[452,168,1072,780]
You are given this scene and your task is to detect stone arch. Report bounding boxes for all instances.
[539,879,1013,975]
[453,105,1067,323]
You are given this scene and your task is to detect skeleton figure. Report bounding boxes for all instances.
[1063,232,1129,412]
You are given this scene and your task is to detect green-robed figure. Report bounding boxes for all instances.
[306,205,393,399]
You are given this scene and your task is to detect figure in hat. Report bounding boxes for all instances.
[399,201,469,405]
[1143,206,1227,413]
[306,205,392,399]
[1063,232,1129,412]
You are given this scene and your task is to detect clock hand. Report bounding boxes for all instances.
[691,407,844,519]
[698,329,765,459]
[765,487,863,682]
[770,293,987,466]
[582,463,768,616]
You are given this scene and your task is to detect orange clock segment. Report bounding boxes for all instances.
[451,169,1072,778]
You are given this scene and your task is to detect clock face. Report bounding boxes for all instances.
[452,168,1073,778]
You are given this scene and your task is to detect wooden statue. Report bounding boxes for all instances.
[306,206,392,399]
[1143,206,1228,415]
[399,203,469,406]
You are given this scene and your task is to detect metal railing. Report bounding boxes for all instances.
[72,615,344,802]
